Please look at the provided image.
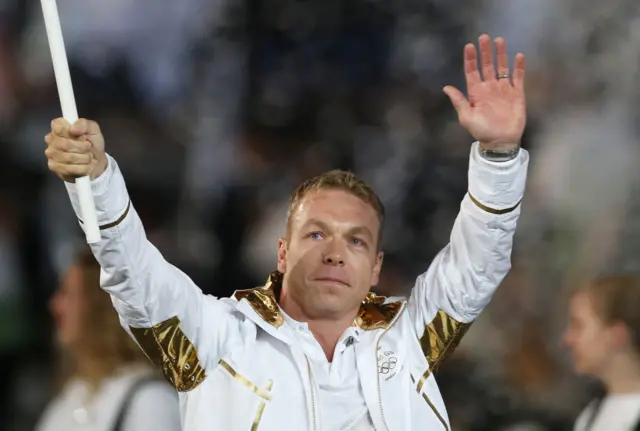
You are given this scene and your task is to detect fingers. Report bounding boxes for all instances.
[45,146,94,165]
[45,134,95,180]
[443,85,470,119]
[512,53,526,91]
[70,118,101,137]
[46,118,104,181]
[478,34,495,82]
[52,118,71,138]
[465,35,524,90]
[495,37,509,79]
[464,43,482,89]
[47,159,96,178]
[51,117,100,138]
[45,132,92,154]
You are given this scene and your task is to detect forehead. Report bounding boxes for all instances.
[570,292,597,318]
[291,189,380,229]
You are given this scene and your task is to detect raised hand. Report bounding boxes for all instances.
[443,34,526,152]
[45,118,108,183]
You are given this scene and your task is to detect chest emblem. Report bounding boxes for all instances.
[377,348,401,381]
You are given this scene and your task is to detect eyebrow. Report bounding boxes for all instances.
[347,225,375,241]
[302,218,331,232]
[303,218,375,241]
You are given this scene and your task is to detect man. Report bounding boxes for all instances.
[45,35,529,430]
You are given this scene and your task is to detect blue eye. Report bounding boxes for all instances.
[350,237,364,246]
[309,232,323,240]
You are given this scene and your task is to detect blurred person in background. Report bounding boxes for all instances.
[564,275,640,431]
[42,35,528,430]
[35,248,181,431]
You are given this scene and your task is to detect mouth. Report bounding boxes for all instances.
[314,277,350,287]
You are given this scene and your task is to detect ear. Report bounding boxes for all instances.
[609,321,632,351]
[370,251,384,287]
[277,238,288,273]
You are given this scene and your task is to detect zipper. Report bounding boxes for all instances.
[375,302,407,431]
[305,356,318,431]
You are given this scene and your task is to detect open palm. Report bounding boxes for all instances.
[444,35,526,151]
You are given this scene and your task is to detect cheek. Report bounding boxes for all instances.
[283,244,320,275]
[574,327,606,358]
[577,326,595,345]
[66,294,86,325]
[354,255,378,281]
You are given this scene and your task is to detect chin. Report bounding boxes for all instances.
[573,362,586,375]
[308,296,348,316]
[314,292,344,308]
[55,332,77,350]
[310,284,350,303]
[573,360,598,377]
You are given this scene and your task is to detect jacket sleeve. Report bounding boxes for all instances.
[65,155,240,392]
[407,142,529,372]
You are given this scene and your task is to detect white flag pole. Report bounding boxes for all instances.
[41,0,101,243]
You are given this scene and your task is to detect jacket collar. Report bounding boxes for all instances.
[233,271,405,331]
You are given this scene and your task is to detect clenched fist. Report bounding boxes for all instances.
[45,118,108,183]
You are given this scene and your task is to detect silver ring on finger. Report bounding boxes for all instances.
[497,73,510,79]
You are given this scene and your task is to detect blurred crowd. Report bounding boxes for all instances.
[1,0,639,430]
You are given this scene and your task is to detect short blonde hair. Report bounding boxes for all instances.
[287,170,385,246]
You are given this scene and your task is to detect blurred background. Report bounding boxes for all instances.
[1,0,639,429]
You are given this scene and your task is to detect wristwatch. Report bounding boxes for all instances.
[478,144,520,162]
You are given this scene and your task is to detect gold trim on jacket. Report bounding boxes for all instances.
[234,271,405,331]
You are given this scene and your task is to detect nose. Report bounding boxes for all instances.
[323,253,345,266]
[322,245,345,266]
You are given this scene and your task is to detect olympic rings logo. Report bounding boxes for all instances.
[378,351,397,375]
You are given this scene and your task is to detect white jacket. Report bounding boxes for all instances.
[65,142,529,431]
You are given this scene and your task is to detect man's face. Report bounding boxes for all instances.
[278,189,383,320]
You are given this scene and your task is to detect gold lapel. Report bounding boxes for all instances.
[233,272,404,331]
[355,293,404,331]
[233,272,285,328]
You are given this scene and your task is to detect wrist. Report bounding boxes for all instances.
[478,142,520,162]
[91,155,109,180]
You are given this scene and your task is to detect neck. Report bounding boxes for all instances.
[601,353,640,394]
[74,353,115,391]
[279,292,358,362]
